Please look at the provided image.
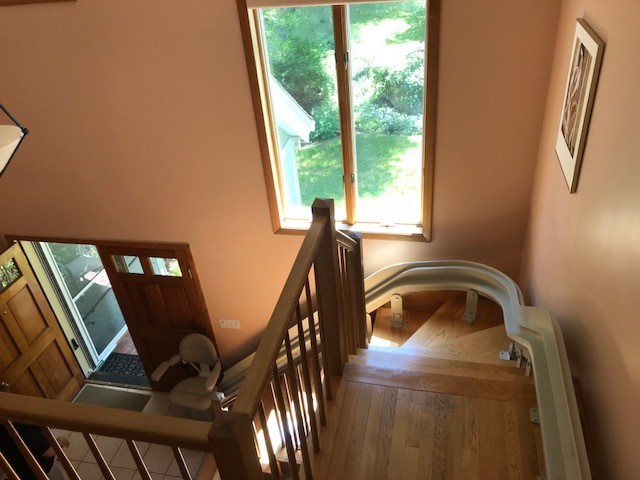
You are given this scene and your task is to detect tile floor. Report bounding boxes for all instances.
[52,388,210,480]
[112,331,138,355]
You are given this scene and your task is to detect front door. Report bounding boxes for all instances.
[98,245,215,391]
[0,244,84,400]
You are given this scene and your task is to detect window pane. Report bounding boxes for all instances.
[45,243,103,297]
[0,258,21,293]
[261,6,346,221]
[113,255,144,274]
[150,257,182,277]
[43,242,126,356]
[350,0,426,225]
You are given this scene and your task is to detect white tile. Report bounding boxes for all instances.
[142,444,173,474]
[83,436,124,464]
[165,449,205,477]
[109,466,136,480]
[66,432,91,461]
[163,476,182,480]
[75,461,104,480]
[51,428,72,439]
[110,440,151,469]
[131,472,163,480]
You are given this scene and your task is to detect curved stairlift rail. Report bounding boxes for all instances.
[364,260,590,480]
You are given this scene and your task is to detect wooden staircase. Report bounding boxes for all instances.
[307,291,546,479]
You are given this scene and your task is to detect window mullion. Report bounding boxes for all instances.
[332,5,357,225]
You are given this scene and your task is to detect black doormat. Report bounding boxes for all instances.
[88,353,150,387]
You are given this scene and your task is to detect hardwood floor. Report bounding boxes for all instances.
[305,291,544,479]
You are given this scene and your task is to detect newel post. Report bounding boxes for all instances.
[346,232,367,349]
[208,411,265,480]
[312,198,347,375]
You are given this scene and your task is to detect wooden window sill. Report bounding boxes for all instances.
[277,219,430,242]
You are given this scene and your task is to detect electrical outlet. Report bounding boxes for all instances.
[219,319,241,329]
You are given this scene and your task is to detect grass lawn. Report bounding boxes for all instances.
[296,133,422,218]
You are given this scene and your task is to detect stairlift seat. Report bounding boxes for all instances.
[151,333,222,413]
[170,376,216,411]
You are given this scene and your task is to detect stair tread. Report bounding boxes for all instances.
[353,348,528,381]
[343,362,536,403]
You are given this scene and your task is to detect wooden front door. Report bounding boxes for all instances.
[0,244,84,400]
[98,245,215,391]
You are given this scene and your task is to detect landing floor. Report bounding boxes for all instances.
[312,373,544,480]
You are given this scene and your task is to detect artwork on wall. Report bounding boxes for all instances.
[555,19,604,193]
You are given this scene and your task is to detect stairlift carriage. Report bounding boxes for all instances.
[151,333,223,418]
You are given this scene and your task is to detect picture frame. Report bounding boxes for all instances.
[555,19,604,193]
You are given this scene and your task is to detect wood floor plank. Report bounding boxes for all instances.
[476,397,508,479]
[348,382,373,456]
[371,387,398,480]
[387,389,413,479]
[401,446,419,480]
[416,391,434,480]
[515,402,542,478]
[403,297,464,349]
[355,384,385,480]
[503,401,525,479]
[325,382,361,480]
[343,363,537,403]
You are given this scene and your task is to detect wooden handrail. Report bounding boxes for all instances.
[232,215,328,416]
[335,230,357,251]
[0,393,211,451]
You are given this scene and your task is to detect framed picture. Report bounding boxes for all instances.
[555,19,604,193]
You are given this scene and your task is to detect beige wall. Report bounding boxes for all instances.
[0,0,559,367]
[519,0,640,477]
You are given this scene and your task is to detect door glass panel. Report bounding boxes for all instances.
[113,255,144,274]
[0,258,21,293]
[150,257,182,277]
[42,243,127,357]
[261,6,346,221]
[350,0,425,225]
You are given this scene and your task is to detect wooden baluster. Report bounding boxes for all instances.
[284,334,313,480]
[271,364,300,480]
[345,247,359,355]
[2,421,48,480]
[312,198,347,376]
[269,381,286,449]
[295,365,310,436]
[258,402,280,479]
[171,447,192,480]
[305,279,327,425]
[311,268,333,401]
[281,373,300,449]
[42,427,81,480]
[296,304,320,452]
[84,433,116,480]
[126,440,152,480]
[346,232,367,349]
[0,450,20,480]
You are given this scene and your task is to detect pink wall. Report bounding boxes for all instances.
[519,0,640,477]
[0,0,558,367]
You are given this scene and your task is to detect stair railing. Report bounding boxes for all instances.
[0,392,213,480]
[209,198,366,480]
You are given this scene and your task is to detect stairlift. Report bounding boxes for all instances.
[151,333,223,417]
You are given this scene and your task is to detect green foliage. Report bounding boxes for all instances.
[356,103,421,136]
[263,6,335,113]
[371,53,424,115]
[310,100,340,141]
[296,133,419,205]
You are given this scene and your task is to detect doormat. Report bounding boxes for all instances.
[88,353,150,387]
[73,384,150,412]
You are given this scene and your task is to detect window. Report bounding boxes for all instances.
[238,0,439,240]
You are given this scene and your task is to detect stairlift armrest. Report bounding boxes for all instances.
[205,360,222,392]
[150,354,180,382]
